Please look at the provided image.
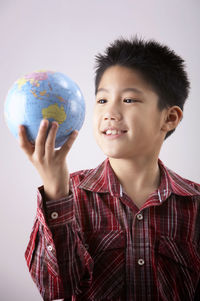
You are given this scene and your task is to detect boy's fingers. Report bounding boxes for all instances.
[45,121,58,157]
[59,130,78,159]
[18,125,34,157]
[35,119,49,158]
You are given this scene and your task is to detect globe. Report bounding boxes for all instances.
[4,70,85,148]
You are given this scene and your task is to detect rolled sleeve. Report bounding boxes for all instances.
[38,186,75,228]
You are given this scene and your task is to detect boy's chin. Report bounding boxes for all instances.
[103,150,129,160]
[97,142,132,159]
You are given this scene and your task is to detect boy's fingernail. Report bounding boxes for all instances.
[73,130,78,137]
[41,119,47,127]
[52,121,58,128]
[19,125,24,132]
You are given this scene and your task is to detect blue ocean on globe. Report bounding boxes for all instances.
[4,70,85,148]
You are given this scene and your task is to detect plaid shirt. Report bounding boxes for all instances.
[25,159,200,301]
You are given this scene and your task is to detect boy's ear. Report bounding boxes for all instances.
[161,106,183,133]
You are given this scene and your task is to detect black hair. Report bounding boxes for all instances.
[94,37,190,139]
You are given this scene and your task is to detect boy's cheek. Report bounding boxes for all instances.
[92,115,101,133]
[92,124,101,144]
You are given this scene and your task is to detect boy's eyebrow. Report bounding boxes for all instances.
[96,87,143,94]
[122,88,143,94]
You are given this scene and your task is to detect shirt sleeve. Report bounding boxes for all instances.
[25,186,94,300]
[194,278,200,301]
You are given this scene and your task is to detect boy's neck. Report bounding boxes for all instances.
[108,156,161,208]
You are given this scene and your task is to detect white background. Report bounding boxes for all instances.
[0,0,199,300]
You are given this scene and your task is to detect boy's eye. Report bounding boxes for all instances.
[123,98,138,103]
[97,99,107,104]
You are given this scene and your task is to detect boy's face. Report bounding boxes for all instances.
[93,65,168,160]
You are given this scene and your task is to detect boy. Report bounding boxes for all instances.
[19,38,200,300]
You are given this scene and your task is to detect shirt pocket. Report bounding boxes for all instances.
[81,229,126,300]
[156,236,200,301]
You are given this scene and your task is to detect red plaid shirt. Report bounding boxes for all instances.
[25,159,200,301]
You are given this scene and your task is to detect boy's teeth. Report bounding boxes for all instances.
[106,129,120,135]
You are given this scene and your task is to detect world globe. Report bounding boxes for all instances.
[4,70,85,148]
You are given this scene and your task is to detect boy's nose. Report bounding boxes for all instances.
[103,110,122,121]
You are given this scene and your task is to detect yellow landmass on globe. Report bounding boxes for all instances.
[30,89,47,99]
[17,77,40,90]
[30,79,40,87]
[17,78,29,89]
[31,90,38,98]
[56,95,65,102]
[40,90,47,96]
[42,103,67,124]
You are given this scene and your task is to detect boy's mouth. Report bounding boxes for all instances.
[104,129,127,135]
[102,128,128,136]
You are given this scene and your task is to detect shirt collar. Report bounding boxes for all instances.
[78,158,200,200]
[158,159,200,201]
[78,158,121,197]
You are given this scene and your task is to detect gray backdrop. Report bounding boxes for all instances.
[0,0,199,300]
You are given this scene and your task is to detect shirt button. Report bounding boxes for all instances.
[51,211,58,219]
[137,213,143,220]
[84,244,89,250]
[138,258,145,266]
[47,245,53,251]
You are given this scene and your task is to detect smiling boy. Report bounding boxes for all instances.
[93,64,180,209]
[20,38,200,300]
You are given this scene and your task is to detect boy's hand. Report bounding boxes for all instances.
[18,119,78,200]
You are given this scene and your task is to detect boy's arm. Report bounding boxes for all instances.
[25,187,93,300]
[19,120,93,299]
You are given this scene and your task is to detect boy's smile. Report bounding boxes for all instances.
[101,126,128,139]
[93,65,168,160]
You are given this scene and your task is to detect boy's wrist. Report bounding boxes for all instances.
[44,185,69,201]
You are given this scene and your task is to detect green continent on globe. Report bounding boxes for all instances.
[42,103,67,124]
